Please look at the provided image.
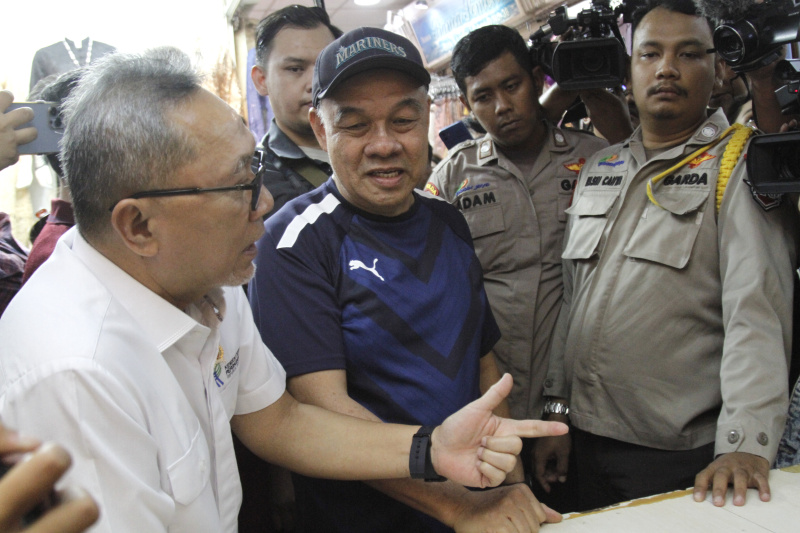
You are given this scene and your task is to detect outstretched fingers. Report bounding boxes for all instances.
[498,419,569,440]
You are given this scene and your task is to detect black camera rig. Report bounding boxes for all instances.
[712,0,800,73]
[528,0,640,91]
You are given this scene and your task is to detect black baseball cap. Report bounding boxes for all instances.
[312,27,431,108]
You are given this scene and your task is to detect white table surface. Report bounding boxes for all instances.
[545,466,800,532]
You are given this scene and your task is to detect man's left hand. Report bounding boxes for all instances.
[693,452,771,506]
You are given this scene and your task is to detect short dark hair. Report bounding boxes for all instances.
[255,5,343,68]
[451,25,532,97]
[631,0,714,36]
[29,68,85,178]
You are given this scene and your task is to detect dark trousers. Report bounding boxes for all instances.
[572,428,715,511]
[523,437,581,514]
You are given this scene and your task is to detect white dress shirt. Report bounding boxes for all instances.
[0,228,286,532]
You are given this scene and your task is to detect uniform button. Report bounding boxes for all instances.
[757,432,769,446]
[544,379,553,388]
[199,459,207,473]
[727,430,740,444]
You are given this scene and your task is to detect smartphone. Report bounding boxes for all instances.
[438,120,474,150]
[6,102,64,155]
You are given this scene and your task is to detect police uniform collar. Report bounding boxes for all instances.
[477,134,498,165]
[546,121,571,152]
[688,109,729,145]
[264,118,310,161]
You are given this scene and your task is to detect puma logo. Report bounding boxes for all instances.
[348,258,385,281]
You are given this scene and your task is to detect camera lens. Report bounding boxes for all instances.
[579,49,606,74]
[774,144,800,182]
[714,22,757,65]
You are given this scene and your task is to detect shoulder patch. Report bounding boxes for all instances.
[744,179,783,211]
[424,182,440,196]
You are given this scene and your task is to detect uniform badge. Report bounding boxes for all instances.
[688,152,716,169]
[478,140,494,159]
[745,179,783,211]
[554,130,567,147]
[424,182,440,196]
[701,125,718,138]
[598,154,624,167]
[564,158,586,174]
[455,178,469,196]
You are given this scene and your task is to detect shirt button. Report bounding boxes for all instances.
[727,430,740,444]
[757,432,769,446]
[544,379,553,388]
[199,460,207,473]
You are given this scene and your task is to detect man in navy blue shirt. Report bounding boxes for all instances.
[250,27,561,533]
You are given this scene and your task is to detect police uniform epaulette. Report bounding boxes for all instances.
[560,125,598,138]
[447,138,478,155]
[551,127,569,147]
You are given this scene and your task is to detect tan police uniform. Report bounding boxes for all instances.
[545,109,799,461]
[427,123,607,419]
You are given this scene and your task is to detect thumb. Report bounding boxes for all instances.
[471,373,513,413]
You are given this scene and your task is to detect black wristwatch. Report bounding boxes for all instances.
[409,426,446,482]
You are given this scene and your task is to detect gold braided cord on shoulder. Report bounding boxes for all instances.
[715,123,754,212]
[645,124,742,209]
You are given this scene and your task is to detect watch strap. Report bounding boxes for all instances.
[409,426,446,482]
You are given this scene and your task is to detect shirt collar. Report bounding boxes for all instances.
[68,228,211,352]
[626,109,731,150]
[476,121,571,167]
[48,199,75,226]
[264,119,308,160]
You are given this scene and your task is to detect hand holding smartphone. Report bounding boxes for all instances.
[6,101,64,155]
[0,90,38,170]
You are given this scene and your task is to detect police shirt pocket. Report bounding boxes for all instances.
[562,192,617,260]
[167,427,211,505]
[557,184,575,223]
[623,191,709,269]
[464,204,505,239]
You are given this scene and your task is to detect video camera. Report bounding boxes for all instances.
[528,0,639,91]
[747,59,800,193]
[707,0,800,194]
[712,0,800,73]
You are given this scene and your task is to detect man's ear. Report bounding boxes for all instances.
[110,200,159,258]
[458,94,471,112]
[251,64,269,97]
[713,56,727,91]
[531,65,546,98]
[309,107,328,152]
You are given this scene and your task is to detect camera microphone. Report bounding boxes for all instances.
[694,0,755,23]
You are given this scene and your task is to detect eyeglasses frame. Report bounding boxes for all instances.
[108,150,273,212]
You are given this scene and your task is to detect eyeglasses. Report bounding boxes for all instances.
[109,150,271,212]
